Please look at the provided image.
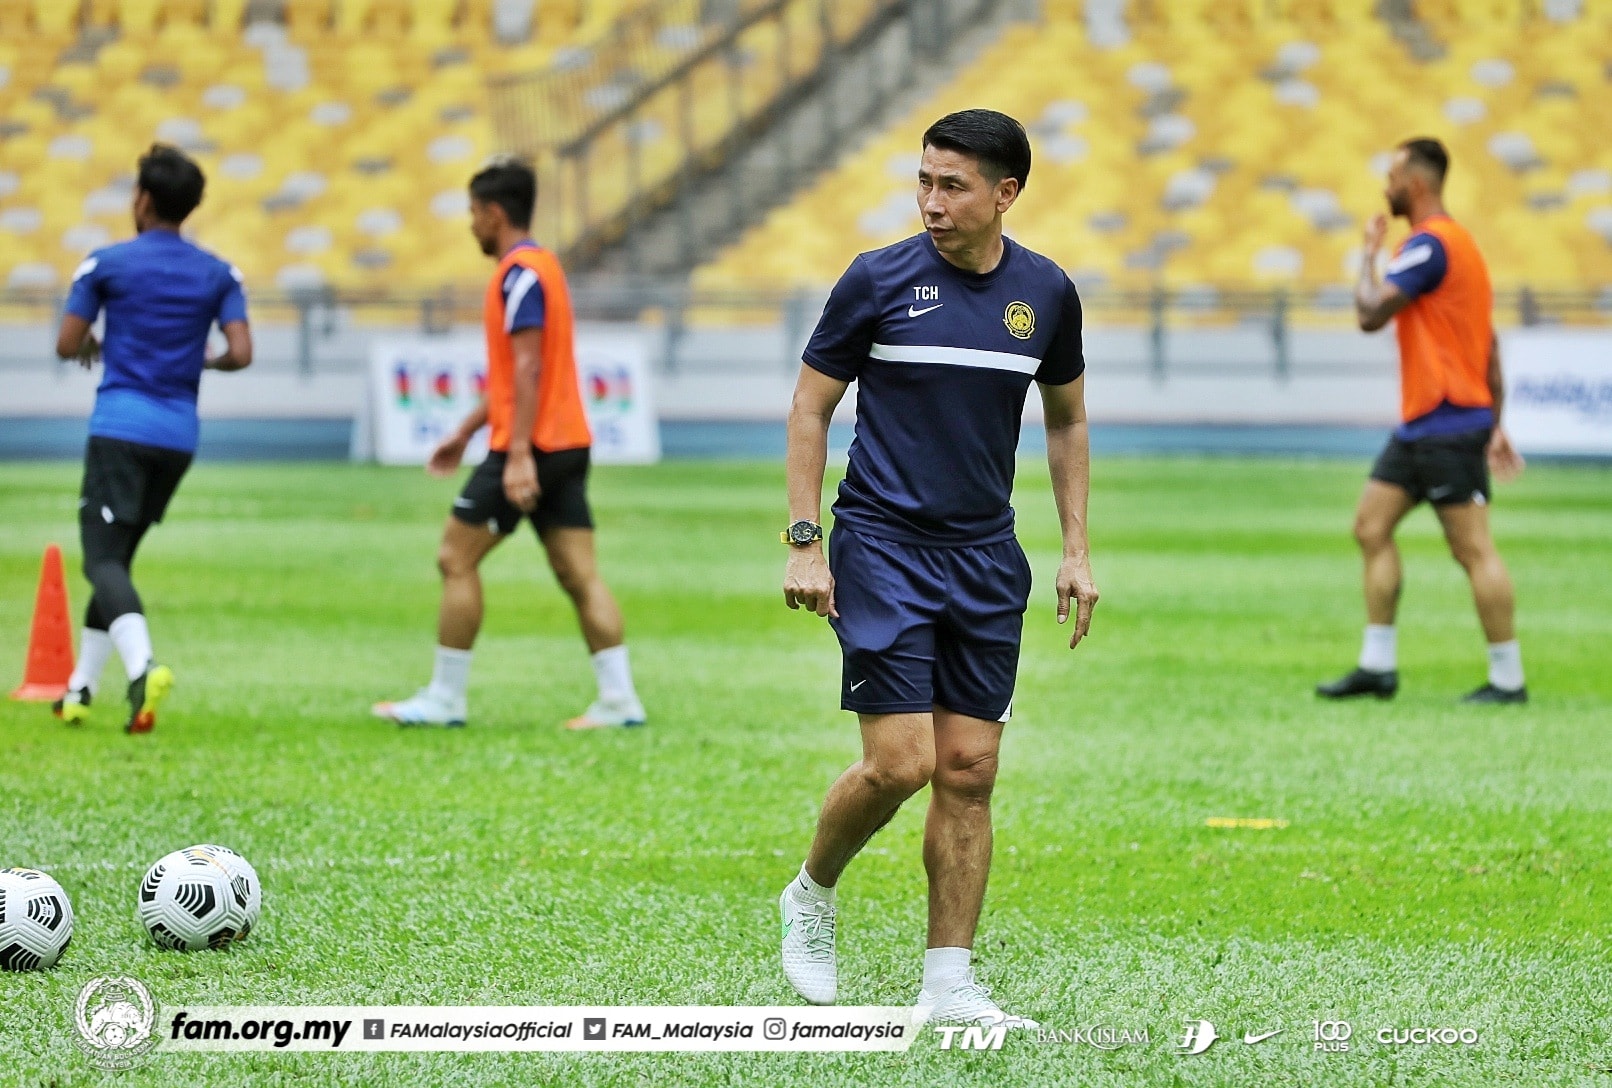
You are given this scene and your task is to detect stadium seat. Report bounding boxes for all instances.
[116,0,165,35]
[29,0,77,35]
[693,1,1612,301]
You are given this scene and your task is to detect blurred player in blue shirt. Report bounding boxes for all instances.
[51,144,253,734]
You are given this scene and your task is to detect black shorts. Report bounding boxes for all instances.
[1369,428,1491,507]
[80,435,193,527]
[452,447,593,535]
[827,526,1032,722]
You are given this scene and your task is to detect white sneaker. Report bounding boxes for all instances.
[564,698,647,730]
[916,974,1037,1029]
[779,882,837,1005]
[372,687,466,727]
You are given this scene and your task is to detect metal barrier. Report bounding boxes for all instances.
[4,283,1608,380]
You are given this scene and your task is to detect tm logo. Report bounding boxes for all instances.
[935,1012,1009,1051]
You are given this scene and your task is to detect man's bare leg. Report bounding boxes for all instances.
[542,526,644,727]
[1436,500,1525,698]
[1319,481,1415,697]
[373,517,500,725]
[781,712,932,1005]
[804,713,935,887]
[924,708,1003,951]
[438,517,503,649]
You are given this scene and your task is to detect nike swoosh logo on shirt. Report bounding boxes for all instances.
[907,304,944,318]
[850,680,868,691]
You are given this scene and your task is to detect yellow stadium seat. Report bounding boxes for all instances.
[211,0,248,31]
[30,0,77,34]
[162,0,208,27]
[412,0,458,42]
[284,0,333,34]
[117,0,164,34]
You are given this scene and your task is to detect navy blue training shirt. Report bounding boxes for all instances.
[1384,231,1494,441]
[804,232,1084,546]
[65,230,249,454]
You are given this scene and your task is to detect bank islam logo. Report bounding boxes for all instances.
[74,977,156,1069]
[1177,1019,1218,1054]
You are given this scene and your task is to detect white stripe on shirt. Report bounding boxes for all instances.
[1386,243,1434,275]
[503,267,539,333]
[868,342,1042,375]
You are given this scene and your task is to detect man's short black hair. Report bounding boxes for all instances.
[469,158,537,229]
[921,109,1032,192]
[137,144,205,223]
[1400,137,1449,187]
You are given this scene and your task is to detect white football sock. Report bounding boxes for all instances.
[107,613,153,681]
[1487,640,1524,691]
[922,947,972,995]
[427,645,472,703]
[68,628,114,695]
[591,644,639,706]
[1358,624,1397,672]
[793,863,835,905]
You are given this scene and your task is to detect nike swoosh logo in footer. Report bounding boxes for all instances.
[1242,1029,1283,1045]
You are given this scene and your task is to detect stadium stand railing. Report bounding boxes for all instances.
[5,281,1607,381]
[487,0,948,269]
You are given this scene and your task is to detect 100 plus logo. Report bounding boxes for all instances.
[1313,1020,1352,1052]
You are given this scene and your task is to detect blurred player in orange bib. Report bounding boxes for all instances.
[1318,138,1527,704]
[374,158,644,729]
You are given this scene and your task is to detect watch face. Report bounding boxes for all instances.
[789,522,820,545]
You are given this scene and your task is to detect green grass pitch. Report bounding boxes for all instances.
[2,456,1609,1087]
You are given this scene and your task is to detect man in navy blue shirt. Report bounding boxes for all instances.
[776,110,1098,1027]
[52,144,253,734]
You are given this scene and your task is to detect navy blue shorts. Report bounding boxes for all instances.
[827,526,1032,722]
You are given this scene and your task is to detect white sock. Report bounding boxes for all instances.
[591,645,639,706]
[427,645,472,703]
[68,628,114,695]
[1358,624,1397,672]
[793,863,835,905]
[1487,640,1524,691]
[922,947,972,995]
[107,613,153,681]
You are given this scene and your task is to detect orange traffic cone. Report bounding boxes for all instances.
[10,544,75,701]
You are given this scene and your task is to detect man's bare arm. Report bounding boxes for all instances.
[1041,374,1099,647]
[1355,213,1413,333]
[55,314,98,366]
[205,320,253,371]
[1486,334,1505,426]
[501,326,543,511]
[783,364,849,618]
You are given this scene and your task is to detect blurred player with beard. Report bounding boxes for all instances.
[1318,138,1527,704]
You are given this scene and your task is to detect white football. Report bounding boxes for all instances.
[0,867,75,970]
[137,847,252,951]
[192,844,261,939]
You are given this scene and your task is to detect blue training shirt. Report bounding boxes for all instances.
[1385,231,1494,441]
[64,229,249,454]
[804,233,1084,546]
